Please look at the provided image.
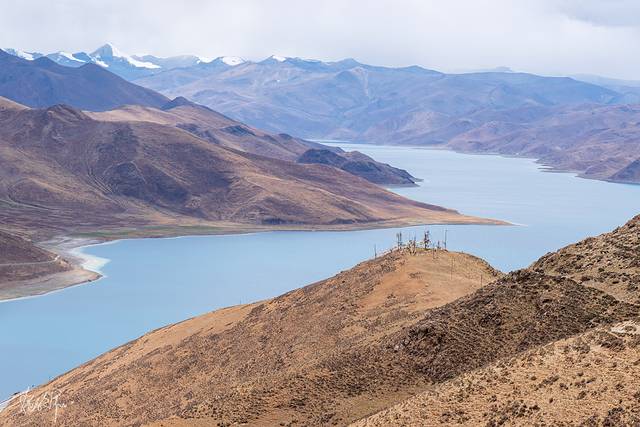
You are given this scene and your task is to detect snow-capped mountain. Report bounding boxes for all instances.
[2,44,253,80]
[46,51,88,67]
[3,45,339,81]
[219,56,245,66]
[83,43,164,79]
[131,54,206,70]
[91,43,159,69]
[3,44,166,79]
[3,48,43,61]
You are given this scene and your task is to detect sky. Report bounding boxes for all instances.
[2,0,639,80]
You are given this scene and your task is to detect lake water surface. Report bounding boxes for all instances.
[2,144,640,400]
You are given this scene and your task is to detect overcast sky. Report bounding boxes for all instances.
[2,0,639,80]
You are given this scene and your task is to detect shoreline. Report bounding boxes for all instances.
[0,214,509,303]
[333,142,640,186]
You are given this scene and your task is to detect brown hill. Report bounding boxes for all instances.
[89,99,417,185]
[0,49,168,111]
[0,98,486,237]
[3,215,639,426]
[532,217,640,305]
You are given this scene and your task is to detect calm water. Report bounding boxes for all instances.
[1,145,640,399]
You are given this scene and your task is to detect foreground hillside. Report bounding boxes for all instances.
[2,249,502,426]
[357,324,640,426]
[3,215,639,426]
[358,216,640,426]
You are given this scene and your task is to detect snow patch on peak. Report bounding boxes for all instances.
[106,43,126,58]
[5,49,36,61]
[220,56,245,66]
[93,58,109,68]
[270,55,287,62]
[125,56,161,69]
[91,43,160,69]
[196,56,214,64]
[58,52,84,63]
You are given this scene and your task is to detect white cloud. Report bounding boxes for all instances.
[558,0,640,28]
[1,0,639,80]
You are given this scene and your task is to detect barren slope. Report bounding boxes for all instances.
[355,324,640,426]
[0,231,99,300]
[357,214,640,426]
[0,231,68,283]
[90,99,418,185]
[1,250,502,426]
[0,99,486,237]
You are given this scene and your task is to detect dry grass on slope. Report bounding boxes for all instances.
[532,214,640,304]
[355,323,640,426]
[356,215,640,427]
[1,250,501,426]
[395,269,639,385]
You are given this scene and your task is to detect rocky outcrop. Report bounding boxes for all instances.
[297,148,417,185]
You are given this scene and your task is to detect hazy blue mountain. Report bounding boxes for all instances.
[4,45,636,182]
[571,74,640,104]
[132,55,640,183]
[3,48,44,60]
[134,56,620,142]
[133,54,205,70]
[0,49,168,111]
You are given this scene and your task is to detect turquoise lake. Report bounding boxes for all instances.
[2,144,640,400]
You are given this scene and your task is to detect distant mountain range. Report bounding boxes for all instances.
[132,54,627,140]
[3,43,244,80]
[4,45,640,183]
[130,50,640,184]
